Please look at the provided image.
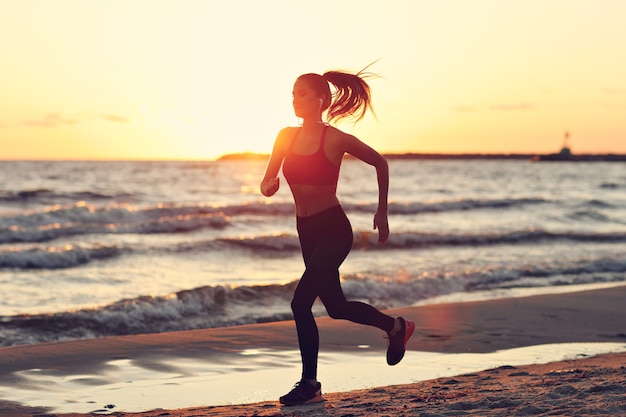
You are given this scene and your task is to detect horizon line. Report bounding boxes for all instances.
[2,149,626,163]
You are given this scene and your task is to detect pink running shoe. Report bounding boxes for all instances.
[386,317,415,365]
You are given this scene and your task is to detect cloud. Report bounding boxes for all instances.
[488,103,534,111]
[102,114,131,123]
[603,87,625,95]
[24,113,78,128]
[454,103,535,112]
[20,112,134,128]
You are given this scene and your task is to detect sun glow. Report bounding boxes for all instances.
[1,0,625,160]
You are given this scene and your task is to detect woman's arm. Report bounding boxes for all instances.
[260,127,292,197]
[342,134,390,245]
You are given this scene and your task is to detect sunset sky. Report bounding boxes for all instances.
[1,0,625,160]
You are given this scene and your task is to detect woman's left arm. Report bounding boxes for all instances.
[342,134,389,245]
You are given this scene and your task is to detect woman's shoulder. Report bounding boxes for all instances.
[273,126,299,151]
[325,125,359,144]
[276,126,299,139]
[278,126,300,137]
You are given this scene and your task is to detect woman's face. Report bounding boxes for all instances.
[292,78,322,119]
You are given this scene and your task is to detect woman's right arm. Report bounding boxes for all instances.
[260,127,291,197]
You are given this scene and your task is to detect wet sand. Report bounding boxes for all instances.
[42,352,626,417]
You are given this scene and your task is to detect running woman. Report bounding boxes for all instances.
[260,67,415,406]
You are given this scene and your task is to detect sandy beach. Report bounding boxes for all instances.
[35,352,626,417]
[1,284,625,416]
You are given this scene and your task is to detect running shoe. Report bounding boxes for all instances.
[386,316,415,365]
[279,380,324,406]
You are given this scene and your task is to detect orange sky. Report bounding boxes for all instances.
[1,0,625,160]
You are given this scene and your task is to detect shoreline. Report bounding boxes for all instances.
[1,284,625,416]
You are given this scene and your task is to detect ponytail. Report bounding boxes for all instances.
[323,69,375,123]
[297,63,377,124]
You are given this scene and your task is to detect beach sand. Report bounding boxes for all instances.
[1,284,625,416]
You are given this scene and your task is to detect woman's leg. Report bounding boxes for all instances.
[290,267,320,381]
[292,206,351,381]
[309,206,395,332]
[319,271,395,332]
[292,206,395,380]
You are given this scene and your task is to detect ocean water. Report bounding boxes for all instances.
[1,159,625,347]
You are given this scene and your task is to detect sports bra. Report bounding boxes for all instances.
[282,125,340,186]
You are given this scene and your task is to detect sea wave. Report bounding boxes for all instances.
[1,196,547,228]
[0,202,230,244]
[377,229,626,248]
[0,283,295,347]
[217,228,626,253]
[385,197,547,214]
[0,244,125,269]
[0,201,231,228]
[0,197,549,244]
[338,197,547,215]
[0,188,132,204]
[3,228,626,270]
[1,254,624,347]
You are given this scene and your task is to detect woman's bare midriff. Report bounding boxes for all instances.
[289,184,340,217]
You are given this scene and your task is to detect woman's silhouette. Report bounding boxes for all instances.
[260,67,415,406]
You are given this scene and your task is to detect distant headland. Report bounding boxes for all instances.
[216,152,270,161]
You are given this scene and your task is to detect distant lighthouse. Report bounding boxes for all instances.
[559,131,571,157]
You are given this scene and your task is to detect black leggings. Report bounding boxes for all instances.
[292,205,395,380]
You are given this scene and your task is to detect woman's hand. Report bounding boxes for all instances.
[261,177,280,197]
[373,210,389,245]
